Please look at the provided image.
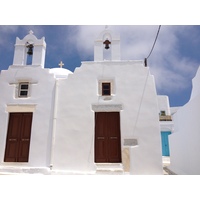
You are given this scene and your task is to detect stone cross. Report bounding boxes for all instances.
[59,61,64,68]
[29,30,34,35]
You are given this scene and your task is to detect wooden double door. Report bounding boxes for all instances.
[4,113,33,162]
[95,112,122,163]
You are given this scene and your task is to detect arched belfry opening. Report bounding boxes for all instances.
[94,28,120,61]
[12,30,46,68]
[26,41,34,65]
[103,32,112,60]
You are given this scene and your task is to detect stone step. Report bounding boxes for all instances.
[95,163,125,174]
[96,170,124,175]
[0,167,50,175]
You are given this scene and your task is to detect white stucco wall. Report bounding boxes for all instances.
[170,107,180,115]
[157,95,171,115]
[157,95,173,132]
[169,94,200,175]
[52,61,163,174]
[0,66,56,168]
[190,66,200,100]
[169,66,200,174]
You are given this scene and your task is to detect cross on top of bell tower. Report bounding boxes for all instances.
[29,30,34,35]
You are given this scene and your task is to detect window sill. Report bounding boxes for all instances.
[98,94,115,101]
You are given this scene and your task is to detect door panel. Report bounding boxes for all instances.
[4,142,18,162]
[95,112,121,163]
[7,113,22,139]
[109,139,121,162]
[18,141,31,162]
[4,113,22,162]
[21,113,32,138]
[19,113,32,162]
[95,112,107,162]
[161,131,171,156]
[95,139,107,162]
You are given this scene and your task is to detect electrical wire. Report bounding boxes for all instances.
[146,25,161,59]
[145,25,161,66]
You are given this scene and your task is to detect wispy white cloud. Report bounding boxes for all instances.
[149,26,199,93]
[0,25,199,104]
[0,26,19,46]
[68,25,200,95]
[64,25,104,58]
[0,25,45,50]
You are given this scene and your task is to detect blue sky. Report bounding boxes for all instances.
[0,25,200,107]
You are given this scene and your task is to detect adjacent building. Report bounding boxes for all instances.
[169,66,200,175]
[157,95,173,157]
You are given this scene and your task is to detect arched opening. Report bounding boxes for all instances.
[26,42,34,65]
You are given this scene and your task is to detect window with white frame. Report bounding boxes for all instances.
[98,79,114,96]
[18,82,29,97]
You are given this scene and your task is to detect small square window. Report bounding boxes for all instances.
[19,82,29,97]
[160,111,166,116]
[102,82,111,96]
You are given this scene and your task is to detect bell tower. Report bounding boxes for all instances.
[94,27,120,61]
[12,30,46,68]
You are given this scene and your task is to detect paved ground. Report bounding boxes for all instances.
[0,157,175,175]
[162,156,176,175]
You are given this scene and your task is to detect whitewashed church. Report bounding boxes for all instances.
[0,29,163,174]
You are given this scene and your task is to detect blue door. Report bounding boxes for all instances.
[161,131,171,156]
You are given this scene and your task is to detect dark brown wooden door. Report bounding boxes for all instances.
[95,112,122,163]
[4,113,33,162]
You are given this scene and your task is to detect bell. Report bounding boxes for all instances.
[27,44,33,55]
[103,39,111,50]
[105,44,110,49]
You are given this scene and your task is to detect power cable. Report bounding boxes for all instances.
[144,25,161,66]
